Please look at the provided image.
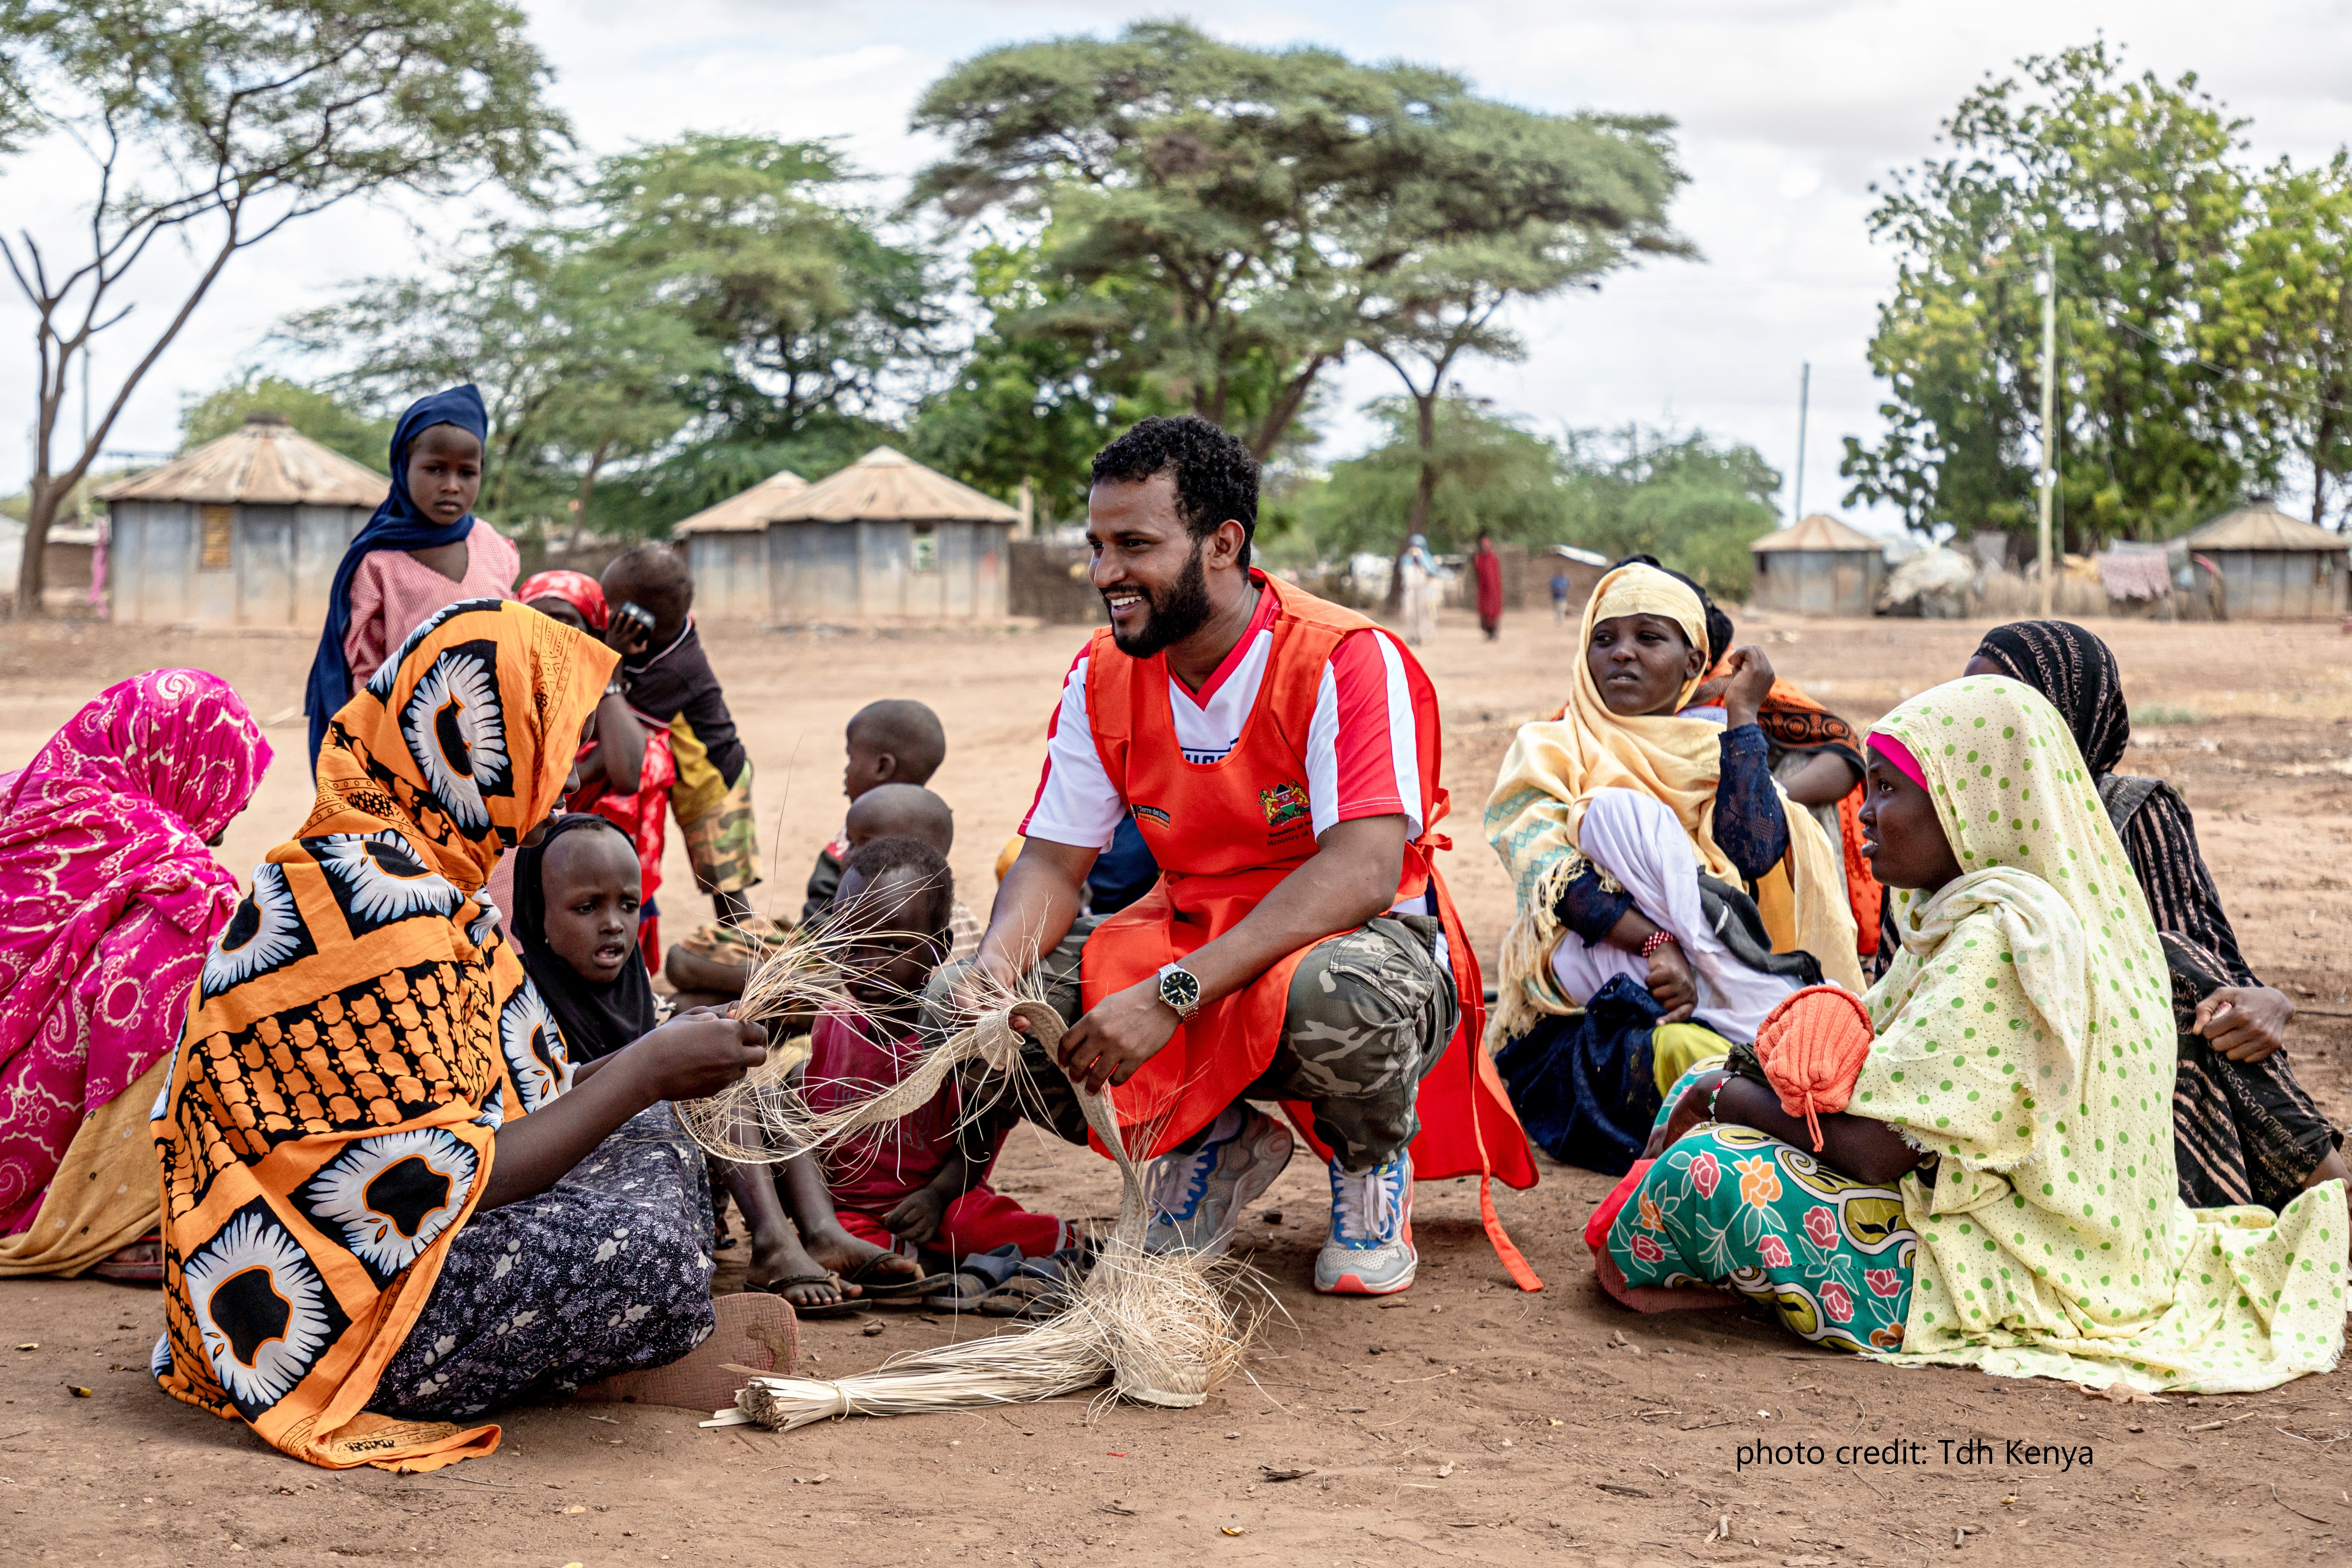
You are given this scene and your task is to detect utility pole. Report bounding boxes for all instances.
[1793,361,1811,522]
[2036,242,2057,617]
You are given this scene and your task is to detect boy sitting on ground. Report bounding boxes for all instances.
[665,782,981,1009]
[765,836,1073,1312]
[804,700,948,922]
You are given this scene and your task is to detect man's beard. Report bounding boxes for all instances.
[1106,542,1213,658]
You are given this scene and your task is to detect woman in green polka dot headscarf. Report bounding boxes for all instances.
[1605,674,2345,1392]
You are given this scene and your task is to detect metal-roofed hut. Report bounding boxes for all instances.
[754,447,1019,624]
[670,468,809,620]
[2173,498,2347,619]
[1748,512,1886,617]
[99,413,387,626]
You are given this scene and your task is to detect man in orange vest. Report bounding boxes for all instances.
[948,416,1536,1296]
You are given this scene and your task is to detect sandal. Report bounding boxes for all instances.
[90,1233,164,1284]
[841,1254,951,1299]
[748,1272,862,1319]
[980,1247,1090,1319]
[924,1244,1025,1312]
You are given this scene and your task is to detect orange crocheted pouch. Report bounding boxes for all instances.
[1752,985,1875,1152]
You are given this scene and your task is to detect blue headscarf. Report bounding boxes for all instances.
[304,384,490,770]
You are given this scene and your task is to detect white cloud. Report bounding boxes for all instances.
[3,0,2350,531]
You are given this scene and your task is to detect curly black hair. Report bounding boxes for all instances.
[603,542,695,638]
[839,833,954,933]
[1090,415,1259,571]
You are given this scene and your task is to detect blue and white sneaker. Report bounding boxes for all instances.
[1142,1104,1295,1260]
[1314,1152,1416,1295]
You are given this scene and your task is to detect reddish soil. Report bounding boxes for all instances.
[1,608,2346,1566]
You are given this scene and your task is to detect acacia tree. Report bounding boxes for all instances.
[1345,97,1690,540]
[585,134,944,444]
[1840,42,2257,546]
[1,0,565,613]
[910,21,1440,460]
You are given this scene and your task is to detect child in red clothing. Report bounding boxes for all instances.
[780,836,1071,1283]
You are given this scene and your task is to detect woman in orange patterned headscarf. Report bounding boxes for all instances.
[155,600,772,1471]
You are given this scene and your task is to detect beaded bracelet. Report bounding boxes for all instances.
[1638,928,1678,961]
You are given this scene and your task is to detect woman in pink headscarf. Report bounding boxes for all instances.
[0,670,270,1279]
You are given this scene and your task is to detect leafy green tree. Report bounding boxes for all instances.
[1570,428,1787,597]
[1841,42,2257,547]
[2207,154,2352,526]
[178,375,392,469]
[907,240,1167,528]
[1290,402,1780,596]
[1294,395,1574,559]
[1,0,565,612]
[280,235,717,532]
[912,21,1439,459]
[584,134,943,444]
[1345,100,1690,538]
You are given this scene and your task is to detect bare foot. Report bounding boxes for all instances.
[747,1220,861,1311]
[800,1222,925,1288]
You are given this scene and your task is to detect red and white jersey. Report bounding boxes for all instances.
[1021,586,1426,850]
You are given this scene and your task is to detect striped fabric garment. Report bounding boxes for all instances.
[2110,778,2342,1211]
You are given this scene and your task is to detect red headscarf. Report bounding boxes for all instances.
[517,569,609,632]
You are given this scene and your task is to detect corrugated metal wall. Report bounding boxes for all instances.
[112,501,378,626]
[2208,549,2347,619]
[684,534,769,621]
[763,519,1010,623]
[1750,550,1883,617]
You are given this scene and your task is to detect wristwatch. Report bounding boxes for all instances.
[1155,962,1203,1019]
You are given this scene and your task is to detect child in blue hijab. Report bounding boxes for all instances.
[304,384,519,770]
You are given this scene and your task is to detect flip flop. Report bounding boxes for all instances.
[841,1254,953,1299]
[924,1244,1025,1311]
[749,1272,862,1318]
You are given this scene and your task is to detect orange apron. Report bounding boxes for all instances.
[1078,576,1541,1288]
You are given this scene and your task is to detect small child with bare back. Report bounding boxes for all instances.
[732,837,1074,1315]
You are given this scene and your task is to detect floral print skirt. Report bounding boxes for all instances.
[370,1105,717,1420]
[1607,1123,1919,1353]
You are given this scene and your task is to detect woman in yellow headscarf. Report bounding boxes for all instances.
[1486,562,1860,1173]
[155,600,776,1471]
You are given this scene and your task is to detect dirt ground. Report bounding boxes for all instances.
[2,606,2348,1567]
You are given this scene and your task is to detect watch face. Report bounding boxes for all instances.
[1159,966,1201,1014]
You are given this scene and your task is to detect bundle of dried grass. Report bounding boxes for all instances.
[705,999,1254,1429]
[674,917,985,1168]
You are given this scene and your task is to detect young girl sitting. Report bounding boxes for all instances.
[1603,674,2346,1391]
[778,836,1075,1314]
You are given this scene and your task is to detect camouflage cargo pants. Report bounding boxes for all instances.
[923,913,1457,1172]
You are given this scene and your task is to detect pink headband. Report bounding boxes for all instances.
[1867,731,1929,794]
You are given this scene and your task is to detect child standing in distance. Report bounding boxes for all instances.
[601,543,761,928]
[775,837,1071,1309]
[802,700,948,923]
[522,570,675,973]
[305,384,519,772]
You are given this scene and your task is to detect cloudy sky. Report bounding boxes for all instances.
[6,0,2352,532]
